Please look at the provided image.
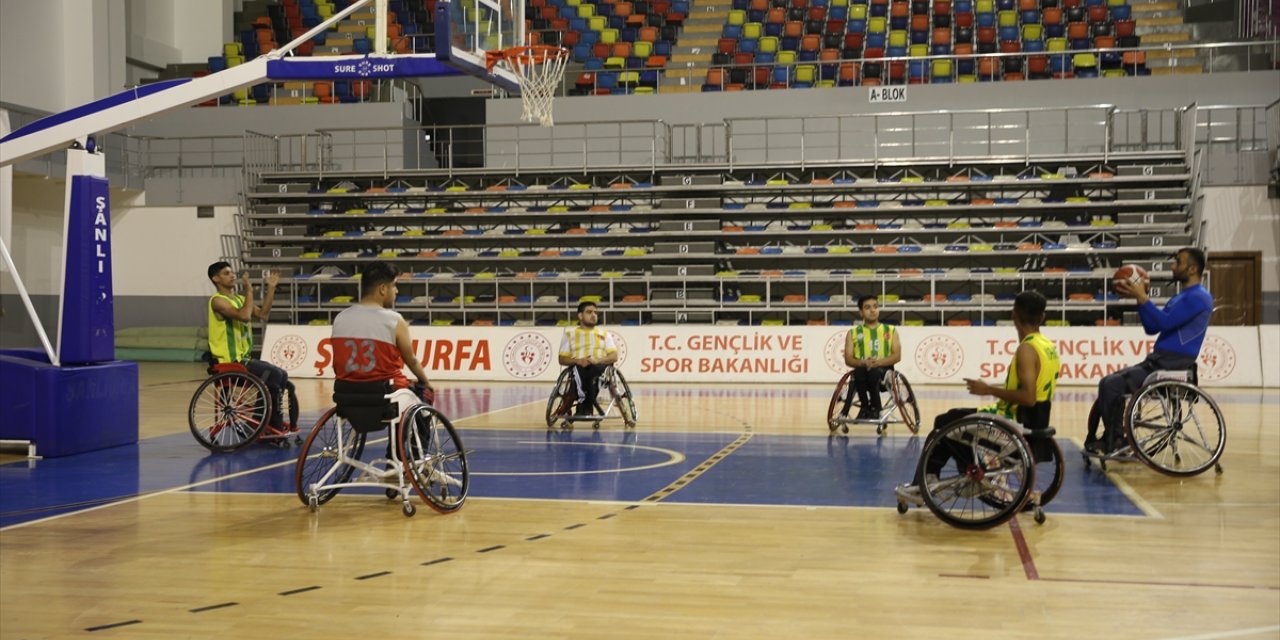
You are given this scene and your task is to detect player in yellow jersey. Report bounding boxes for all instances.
[206,261,290,430]
[558,301,618,417]
[841,294,902,421]
[920,290,1061,479]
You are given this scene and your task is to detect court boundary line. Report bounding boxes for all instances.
[1160,625,1280,639]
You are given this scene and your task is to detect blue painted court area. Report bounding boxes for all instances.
[1,427,1141,528]
[12,381,1243,526]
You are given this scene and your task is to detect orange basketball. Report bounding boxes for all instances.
[1112,264,1149,293]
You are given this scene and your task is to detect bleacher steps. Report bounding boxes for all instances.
[654,241,717,253]
[651,289,717,305]
[654,265,716,276]
[254,203,312,214]
[656,220,721,232]
[248,246,304,258]
[1119,234,1192,246]
[1116,165,1187,176]
[254,183,313,194]
[659,174,722,186]
[661,197,721,209]
[1117,212,1187,224]
[652,310,716,323]
[1117,188,1186,200]
[250,225,308,237]
[668,0,732,91]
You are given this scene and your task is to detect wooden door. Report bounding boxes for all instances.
[1207,251,1261,325]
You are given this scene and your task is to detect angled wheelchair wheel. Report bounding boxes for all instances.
[888,371,921,434]
[1034,437,1065,507]
[1125,380,1226,477]
[188,371,271,452]
[612,370,638,428]
[826,370,855,432]
[545,368,574,428]
[400,404,470,513]
[294,407,367,507]
[919,415,1035,530]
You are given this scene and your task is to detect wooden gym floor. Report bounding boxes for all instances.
[1,362,1277,639]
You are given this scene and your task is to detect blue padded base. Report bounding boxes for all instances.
[0,349,138,457]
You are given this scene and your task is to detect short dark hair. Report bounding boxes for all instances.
[207,261,231,280]
[1013,290,1047,326]
[857,294,878,309]
[577,300,597,313]
[1179,247,1206,274]
[359,261,398,294]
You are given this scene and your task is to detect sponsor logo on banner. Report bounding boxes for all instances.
[1197,335,1236,382]
[824,330,848,374]
[502,332,554,378]
[610,331,629,364]
[270,335,309,372]
[914,334,964,379]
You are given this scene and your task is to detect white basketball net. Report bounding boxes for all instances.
[495,48,569,127]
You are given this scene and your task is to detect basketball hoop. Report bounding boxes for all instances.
[485,45,569,127]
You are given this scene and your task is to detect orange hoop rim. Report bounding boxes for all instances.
[485,45,569,71]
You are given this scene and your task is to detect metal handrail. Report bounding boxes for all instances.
[573,39,1280,94]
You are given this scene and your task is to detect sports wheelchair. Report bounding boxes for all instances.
[294,381,469,517]
[545,365,637,429]
[893,413,1064,528]
[188,358,299,452]
[1082,369,1225,477]
[827,369,921,435]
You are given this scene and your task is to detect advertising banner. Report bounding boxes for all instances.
[263,324,1266,387]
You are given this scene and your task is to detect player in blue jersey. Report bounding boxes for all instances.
[1087,247,1214,454]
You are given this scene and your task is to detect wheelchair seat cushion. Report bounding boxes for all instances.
[333,379,399,433]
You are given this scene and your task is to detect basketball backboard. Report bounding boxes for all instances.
[435,0,525,93]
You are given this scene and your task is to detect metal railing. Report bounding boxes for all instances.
[565,40,1279,95]
[720,104,1197,167]
[1196,102,1275,184]
[313,119,672,177]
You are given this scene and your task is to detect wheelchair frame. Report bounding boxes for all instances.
[1082,369,1226,477]
[827,368,921,435]
[545,365,638,429]
[295,397,469,517]
[188,362,300,452]
[893,413,1064,528]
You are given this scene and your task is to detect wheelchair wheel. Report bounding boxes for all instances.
[188,371,271,452]
[919,415,1035,530]
[612,370,638,428]
[400,404,470,513]
[1124,380,1226,477]
[545,368,574,428]
[1032,437,1065,508]
[826,370,855,432]
[294,407,367,507]
[888,371,921,434]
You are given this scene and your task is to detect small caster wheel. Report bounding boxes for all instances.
[1099,459,1108,471]
[1033,506,1046,525]
[403,503,416,517]
[593,421,601,430]
[1081,453,1091,469]
[1215,463,1223,475]
[308,495,319,512]
[294,435,303,445]
[386,488,399,499]
[876,425,886,436]
[841,425,849,434]
[896,501,908,514]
